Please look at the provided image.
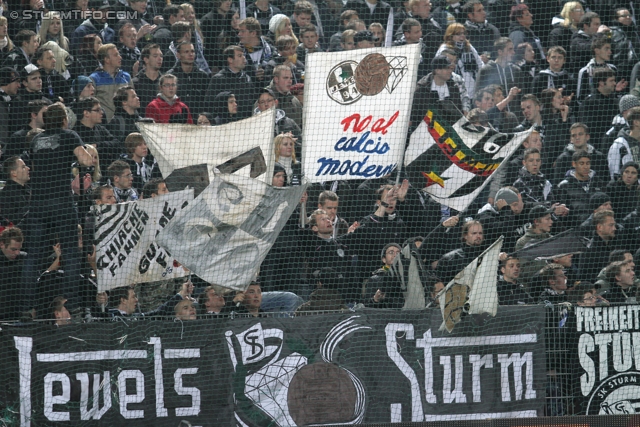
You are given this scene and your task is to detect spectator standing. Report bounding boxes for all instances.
[0,67,21,146]
[507,4,545,61]
[34,47,68,102]
[579,68,624,144]
[206,45,257,119]
[463,0,500,60]
[117,23,141,77]
[608,106,640,180]
[90,44,133,122]
[0,157,31,228]
[132,43,163,109]
[576,36,619,103]
[0,228,27,320]
[237,17,276,83]
[553,122,608,185]
[549,1,583,66]
[9,65,49,136]
[577,210,619,282]
[246,0,283,35]
[476,37,522,113]
[107,86,146,145]
[74,97,122,169]
[2,30,39,71]
[497,257,535,305]
[167,41,210,116]
[266,65,303,128]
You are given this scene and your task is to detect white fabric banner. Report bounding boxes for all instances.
[156,174,307,291]
[302,44,420,183]
[137,110,276,185]
[95,189,194,292]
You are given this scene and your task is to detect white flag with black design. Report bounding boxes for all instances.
[137,110,276,185]
[95,189,194,292]
[156,174,307,291]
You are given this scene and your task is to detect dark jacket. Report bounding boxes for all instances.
[497,276,536,305]
[436,243,486,284]
[464,20,501,57]
[70,18,115,54]
[118,45,141,77]
[0,180,31,227]
[40,69,69,102]
[569,30,595,72]
[507,21,545,59]
[8,89,50,135]
[122,155,162,194]
[601,284,637,304]
[552,143,608,185]
[73,121,122,170]
[0,89,12,146]
[132,71,162,112]
[411,72,464,127]
[264,55,305,85]
[557,170,605,226]
[151,24,173,53]
[513,168,556,210]
[106,106,147,144]
[531,69,577,101]
[610,25,640,78]
[579,90,620,146]
[578,234,619,282]
[549,25,576,64]
[246,2,283,34]
[342,0,392,29]
[0,252,27,320]
[1,47,29,71]
[475,60,522,115]
[606,179,640,219]
[166,62,211,116]
[476,203,528,253]
[211,91,240,125]
[206,66,258,119]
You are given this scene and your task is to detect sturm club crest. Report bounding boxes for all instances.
[326,54,408,105]
[586,372,640,415]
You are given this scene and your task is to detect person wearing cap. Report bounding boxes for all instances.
[353,30,376,49]
[206,45,258,119]
[600,94,640,153]
[515,204,555,282]
[69,1,116,55]
[2,30,39,72]
[33,47,68,103]
[553,122,608,185]
[342,0,392,31]
[476,186,527,253]
[411,55,463,127]
[0,67,21,145]
[89,44,133,122]
[608,106,640,180]
[8,64,50,135]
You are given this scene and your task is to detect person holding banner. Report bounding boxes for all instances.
[435,220,486,284]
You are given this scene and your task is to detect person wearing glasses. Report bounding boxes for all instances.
[73,97,121,171]
[106,159,139,202]
[145,73,194,124]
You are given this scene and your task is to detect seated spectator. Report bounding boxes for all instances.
[174,299,197,320]
[196,112,213,126]
[600,95,640,154]
[328,10,359,52]
[132,43,164,111]
[395,19,429,80]
[247,0,282,35]
[435,220,486,284]
[581,68,625,146]
[317,190,349,238]
[531,46,577,102]
[74,97,122,169]
[117,23,141,77]
[153,5,184,53]
[548,2,583,68]
[121,133,162,193]
[296,25,323,65]
[0,156,31,228]
[553,122,608,185]
[167,41,210,116]
[497,257,535,305]
[0,227,27,321]
[339,29,357,51]
[0,17,14,61]
[237,17,276,83]
[266,64,303,128]
[507,4,545,61]
[513,147,564,213]
[108,285,182,318]
[106,159,140,202]
[538,263,568,304]
[609,106,640,180]
[264,35,305,84]
[274,132,301,185]
[145,73,194,124]
[606,162,640,219]
[70,2,115,54]
[142,178,169,199]
[90,44,133,122]
[601,260,637,304]
[212,91,240,125]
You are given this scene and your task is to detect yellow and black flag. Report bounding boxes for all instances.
[404,109,531,212]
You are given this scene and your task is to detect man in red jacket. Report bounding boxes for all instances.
[144,74,193,124]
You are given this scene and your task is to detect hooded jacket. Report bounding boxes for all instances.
[464,20,501,56]
[476,60,522,98]
[206,66,258,119]
[608,128,640,179]
[476,202,529,253]
[145,94,193,124]
[557,169,604,224]
[553,143,608,184]
[531,68,577,100]
[569,30,594,71]
[508,21,545,59]
[212,91,239,126]
[576,58,616,101]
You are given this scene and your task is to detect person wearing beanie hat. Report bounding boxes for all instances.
[268,14,288,36]
[0,67,21,144]
[619,94,640,114]
[272,162,287,187]
[247,0,282,35]
[588,191,611,213]
[411,55,463,125]
[608,106,640,180]
[72,75,95,100]
[476,186,527,253]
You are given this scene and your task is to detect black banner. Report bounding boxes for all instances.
[573,305,640,415]
[0,307,545,426]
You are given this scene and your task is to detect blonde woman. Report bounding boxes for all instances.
[39,11,69,51]
[274,132,300,184]
[269,14,299,45]
[436,23,483,98]
[0,17,15,58]
[549,1,584,54]
[369,22,385,47]
[180,3,211,75]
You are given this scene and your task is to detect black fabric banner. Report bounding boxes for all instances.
[0,307,545,426]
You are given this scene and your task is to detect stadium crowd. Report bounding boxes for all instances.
[1,0,640,330]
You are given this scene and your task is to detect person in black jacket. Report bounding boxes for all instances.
[212,91,240,125]
[167,41,210,116]
[435,220,486,284]
[497,257,535,305]
[463,0,500,59]
[553,122,608,185]
[476,186,527,254]
[33,47,69,102]
[342,0,392,30]
[531,46,577,102]
[601,259,637,304]
[9,65,50,136]
[538,263,569,304]
[107,86,149,145]
[132,43,163,110]
[579,68,624,143]
[577,210,620,282]
[121,133,162,194]
[0,156,31,228]
[73,97,123,170]
[507,4,545,61]
[569,12,602,75]
[2,30,39,71]
[557,151,606,227]
[152,4,185,53]
[206,45,259,119]
[609,7,640,81]
[0,227,28,320]
[606,161,640,219]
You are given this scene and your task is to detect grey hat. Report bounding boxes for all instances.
[619,94,640,113]
[494,188,519,207]
[431,55,452,70]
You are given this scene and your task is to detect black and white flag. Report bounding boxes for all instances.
[95,189,194,292]
[156,174,307,291]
